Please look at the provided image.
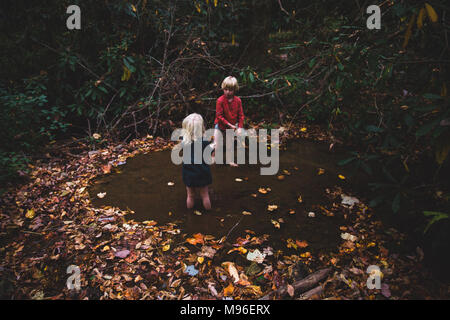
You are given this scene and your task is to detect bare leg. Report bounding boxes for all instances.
[186,187,195,209]
[199,186,211,210]
[226,142,238,167]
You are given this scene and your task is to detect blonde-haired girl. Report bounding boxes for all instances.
[179,113,213,210]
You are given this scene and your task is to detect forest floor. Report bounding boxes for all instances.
[0,124,449,300]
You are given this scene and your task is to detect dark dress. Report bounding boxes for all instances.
[182,139,213,187]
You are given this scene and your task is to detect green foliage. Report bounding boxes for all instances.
[423,211,449,234]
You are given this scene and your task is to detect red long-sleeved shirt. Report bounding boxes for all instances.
[214,95,245,130]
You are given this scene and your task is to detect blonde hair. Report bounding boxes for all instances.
[221,76,239,91]
[181,113,204,144]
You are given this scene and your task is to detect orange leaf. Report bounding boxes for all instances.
[223,283,234,296]
[296,240,309,248]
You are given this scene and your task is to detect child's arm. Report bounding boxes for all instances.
[237,98,245,128]
[216,98,234,128]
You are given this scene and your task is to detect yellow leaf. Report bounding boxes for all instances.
[25,209,35,219]
[232,34,235,46]
[197,256,204,264]
[338,174,346,180]
[271,219,280,229]
[425,3,438,23]
[417,8,425,29]
[403,14,416,48]
[317,168,325,175]
[214,0,218,7]
[195,3,201,13]
[131,4,137,12]
[162,244,170,251]
[300,127,307,132]
[121,66,131,82]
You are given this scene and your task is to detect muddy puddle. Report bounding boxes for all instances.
[89,139,365,254]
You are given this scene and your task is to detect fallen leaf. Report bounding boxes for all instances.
[223,283,234,296]
[97,192,106,199]
[287,284,295,297]
[271,219,280,229]
[246,249,266,263]
[317,168,325,175]
[296,240,309,248]
[25,209,35,219]
[222,262,240,283]
[115,250,130,259]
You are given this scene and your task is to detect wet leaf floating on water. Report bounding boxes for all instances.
[277,175,285,181]
[258,187,271,194]
[308,212,315,218]
[318,168,325,175]
[97,192,106,198]
[282,169,291,176]
[296,240,309,248]
[338,174,346,180]
[242,211,252,215]
[194,210,202,216]
[235,178,243,182]
[289,209,296,215]
[167,182,175,186]
[297,195,303,203]
[267,204,278,212]
[271,219,280,228]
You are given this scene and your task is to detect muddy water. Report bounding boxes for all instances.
[89,140,361,253]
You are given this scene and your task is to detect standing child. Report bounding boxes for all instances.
[178,113,213,210]
[214,76,245,166]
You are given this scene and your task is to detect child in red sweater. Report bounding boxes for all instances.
[213,76,245,167]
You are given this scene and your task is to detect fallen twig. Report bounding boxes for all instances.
[259,267,331,300]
